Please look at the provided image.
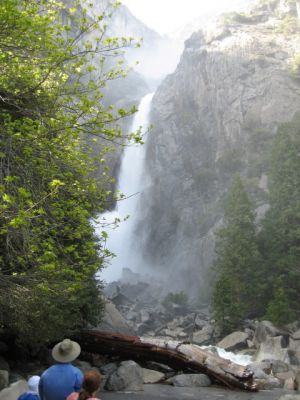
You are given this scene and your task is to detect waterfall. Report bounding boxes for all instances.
[98,92,154,282]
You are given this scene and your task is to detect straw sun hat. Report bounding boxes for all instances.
[52,338,81,363]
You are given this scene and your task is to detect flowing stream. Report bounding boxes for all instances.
[98,92,154,282]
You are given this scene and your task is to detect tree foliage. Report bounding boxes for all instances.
[259,113,300,324]
[0,0,139,347]
[212,175,263,333]
[212,114,300,330]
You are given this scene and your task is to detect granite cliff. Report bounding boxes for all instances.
[134,0,300,299]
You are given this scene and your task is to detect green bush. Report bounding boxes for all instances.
[162,291,188,307]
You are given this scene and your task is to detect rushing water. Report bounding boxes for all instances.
[97,93,154,282]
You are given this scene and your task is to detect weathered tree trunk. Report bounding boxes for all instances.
[77,330,256,391]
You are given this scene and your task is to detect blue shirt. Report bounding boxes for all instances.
[18,394,39,400]
[39,363,83,400]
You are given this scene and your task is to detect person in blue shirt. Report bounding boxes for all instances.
[39,339,83,400]
[18,375,40,400]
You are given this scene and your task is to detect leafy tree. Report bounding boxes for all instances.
[212,175,263,333]
[259,113,300,324]
[0,0,139,347]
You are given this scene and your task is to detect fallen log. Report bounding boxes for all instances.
[77,330,257,391]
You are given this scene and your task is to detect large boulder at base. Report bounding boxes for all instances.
[142,368,165,384]
[254,336,289,362]
[0,380,27,400]
[278,396,300,400]
[217,331,249,352]
[167,374,211,387]
[96,300,135,335]
[105,360,143,391]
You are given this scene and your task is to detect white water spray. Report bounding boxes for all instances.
[98,93,154,282]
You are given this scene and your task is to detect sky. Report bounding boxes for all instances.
[121,0,252,35]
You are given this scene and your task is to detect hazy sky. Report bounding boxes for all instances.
[121,0,251,34]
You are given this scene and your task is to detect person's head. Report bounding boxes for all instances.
[27,376,40,394]
[79,370,102,400]
[51,338,81,363]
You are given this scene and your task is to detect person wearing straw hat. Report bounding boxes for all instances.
[39,339,83,400]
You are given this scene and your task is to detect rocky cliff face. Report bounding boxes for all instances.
[135,1,300,299]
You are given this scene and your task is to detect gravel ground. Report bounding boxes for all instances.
[101,384,293,400]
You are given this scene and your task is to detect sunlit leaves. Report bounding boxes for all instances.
[0,0,137,346]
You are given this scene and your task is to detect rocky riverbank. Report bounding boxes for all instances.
[1,274,300,399]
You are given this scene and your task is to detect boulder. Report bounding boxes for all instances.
[96,300,136,335]
[0,358,9,373]
[167,373,211,387]
[278,396,300,400]
[271,360,291,374]
[253,321,289,348]
[100,362,118,376]
[0,380,27,400]
[284,377,296,390]
[294,370,300,391]
[275,371,296,385]
[142,368,165,384]
[290,338,300,352]
[255,376,283,390]
[292,330,300,340]
[217,331,249,352]
[105,360,143,391]
[248,360,272,375]
[192,325,213,345]
[0,370,9,391]
[254,336,289,362]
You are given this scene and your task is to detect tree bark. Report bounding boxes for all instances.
[77,330,256,391]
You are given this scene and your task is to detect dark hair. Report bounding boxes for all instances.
[78,370,102,400]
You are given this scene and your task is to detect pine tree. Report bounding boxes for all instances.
[260,113,300,324]
[212,175,262,333]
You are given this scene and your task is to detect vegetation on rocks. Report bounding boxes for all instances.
[0,0,139,348]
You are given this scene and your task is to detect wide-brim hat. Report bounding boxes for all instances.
[52,338,81,363]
